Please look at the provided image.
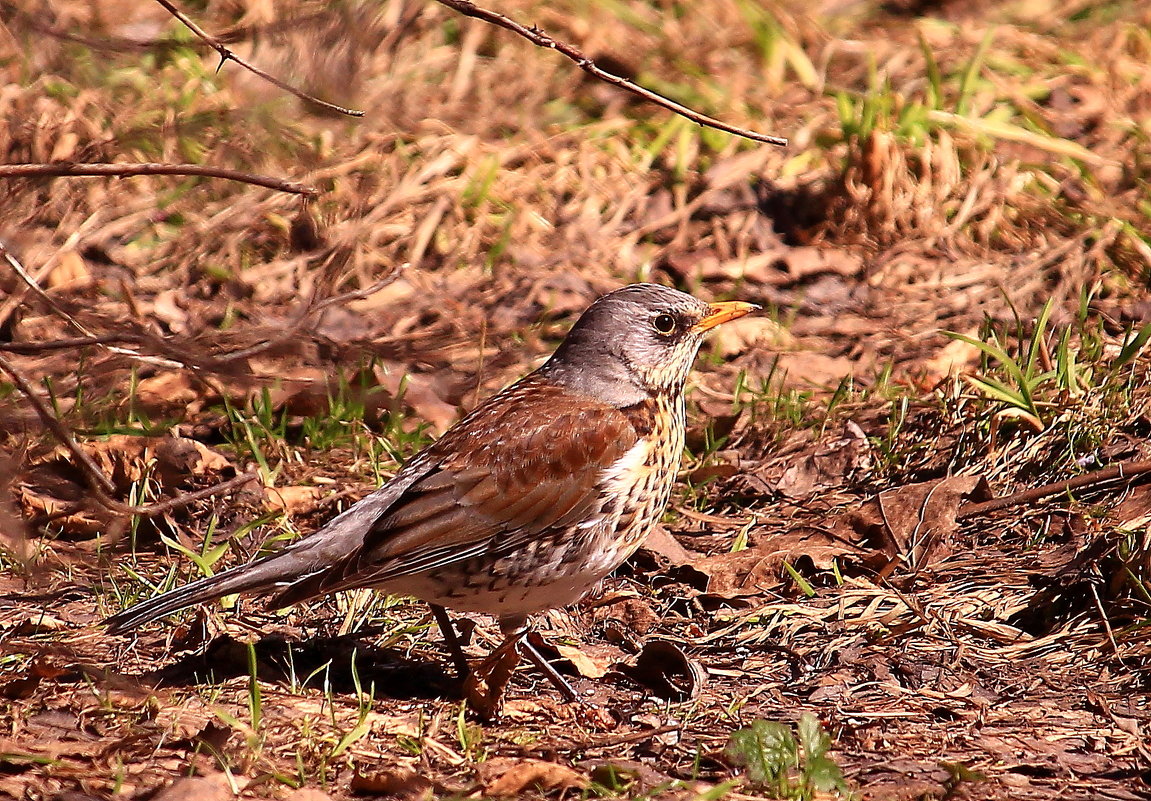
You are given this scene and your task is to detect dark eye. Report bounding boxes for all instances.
[652,313,677,336]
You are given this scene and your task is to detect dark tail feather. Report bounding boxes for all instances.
[105,555,299,634]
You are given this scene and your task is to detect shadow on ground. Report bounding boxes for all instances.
[133,633,461,700]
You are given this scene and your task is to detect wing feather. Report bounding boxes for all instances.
[272,376,640,604]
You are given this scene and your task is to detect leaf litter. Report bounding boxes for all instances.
[1,0,1150,799]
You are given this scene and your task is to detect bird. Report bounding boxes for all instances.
[106,283,757,711]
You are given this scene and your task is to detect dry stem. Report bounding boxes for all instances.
[150,0,364,118]
[0,163,318,196]
[432,0,788,147]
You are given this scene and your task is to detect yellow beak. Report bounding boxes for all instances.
[694,300,759,332]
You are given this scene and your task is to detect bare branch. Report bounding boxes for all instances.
[150,0,364,118]
[957,460,1151,520]
[0,162,318,197]
[432,0,787,147]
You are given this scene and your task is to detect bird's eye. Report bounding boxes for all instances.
[652,313,677,336]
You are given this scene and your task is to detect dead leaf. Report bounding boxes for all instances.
[639,526,694,566]
[709,316,791,358]
[615,640,705,702]
[134,372,202,414]
[553,643,620,679]
[770,420,870,499]
[264,485,326,515]
[464,640,520,720]
[780,246,863,279]
[479,758,588,797]
[151,288,189,334]
[154,437,232,477]
[46,248,89,289]
[695,526,860,598]
[773,351,857,389]
[349,770,433,800]
[376,364,459,434]
[48,130,78,162]
[925,335,982,380]
[588,594,660,638]
[151,774,235,801]
[872,475,990,567]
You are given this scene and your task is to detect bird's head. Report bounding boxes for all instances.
[542,283,758,406]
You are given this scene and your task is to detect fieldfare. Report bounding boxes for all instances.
[107,283,757,711]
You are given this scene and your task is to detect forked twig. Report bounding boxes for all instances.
[150,0,364,118]
[0,163,318,197]
[433,0,787,147]
[208,263,409,365]
[0,241,185,370]
[0,350,258,517]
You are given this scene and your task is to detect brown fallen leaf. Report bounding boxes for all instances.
[639,525,694,566]
[349,769,433,800]
[587,594,661,638]
[872,475,990,568]
[264,484,327,515]
[694,526,861,598]
[709,315,791,359]
[780,246,863,279]
[150,774,235,801]
[479,758,588,797]
[464,639,520,720]
[133,372,204,415]
[615,640,705,702]
[773,351,858,390]
[770,420,870,499]
[285,790,337,801]
[553,642,622,679]
[154,436,233,478]
[375,363,460,434]
[924,334,982,380]
[46,248,90,290]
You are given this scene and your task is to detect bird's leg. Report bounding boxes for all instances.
[463,627,523,719]
[463,615,582,717]
[499,616,579,703]
[429,603,471,680]
[518,635,579,702]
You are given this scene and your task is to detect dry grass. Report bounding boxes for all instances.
[1,0,1150,798]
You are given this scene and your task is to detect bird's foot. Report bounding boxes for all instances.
[463,634,521,720]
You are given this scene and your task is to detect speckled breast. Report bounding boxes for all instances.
[387,392,686,619]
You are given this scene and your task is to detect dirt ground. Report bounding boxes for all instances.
[1,0,1150,799]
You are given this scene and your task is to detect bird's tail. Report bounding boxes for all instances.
[105,554,298,635]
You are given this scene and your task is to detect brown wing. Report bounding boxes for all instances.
[271,375,639,604]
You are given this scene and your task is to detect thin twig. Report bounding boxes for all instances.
[119,471,260,518]
[432,0,787,147]
[0,350,259,517]
[0,351,117,496]
[0,334,147,354]
[957,460,1151,520]
[0,163,318,197]
[209,263,409,365]
[150,0,364,118]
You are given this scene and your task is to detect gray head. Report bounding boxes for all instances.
[540,283,757,407]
